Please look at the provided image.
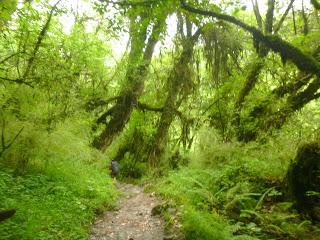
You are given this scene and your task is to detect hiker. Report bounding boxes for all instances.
[109,160,119,178]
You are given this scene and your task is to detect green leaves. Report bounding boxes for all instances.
[0,0,17,21]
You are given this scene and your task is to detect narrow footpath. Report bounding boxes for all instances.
[90,183,165,240]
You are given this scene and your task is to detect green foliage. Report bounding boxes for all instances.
[0,118,117,239]
[1,0,320,239]
[119,152,147,179]
[152,127,320,239]
[182,206,235,240]
[0,0,17,28]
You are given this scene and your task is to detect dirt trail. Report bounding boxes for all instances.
[90,183,165,240]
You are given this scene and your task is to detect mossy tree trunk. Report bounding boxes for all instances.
[239,47,320,141]
[92,17,164,151]
[147,20,201,167]
[233,0,293,132]
[180,0,320,141]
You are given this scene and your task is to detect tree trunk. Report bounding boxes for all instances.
[238,47,320,141]
[92,20,163,151]
[233,0,274,129]
[147,28,201,167]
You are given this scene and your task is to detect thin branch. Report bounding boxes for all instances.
[5,127,24,152]
[1,117,5,151]
[292,6,297,34]
[274,0,296,34]
[22,0,62,80]
[0,116,24,158]
[202,96,227,115]
[272,73,313,96]
[0,76,34,88]
[106,0,157,7]
[251,0,263,30]
[174,109,194,124]
[0,52,24,65]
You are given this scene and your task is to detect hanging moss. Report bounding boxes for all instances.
[181,0,320,77]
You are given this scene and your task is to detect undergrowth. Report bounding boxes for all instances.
[0,118,117,240]
[152,129,320,240]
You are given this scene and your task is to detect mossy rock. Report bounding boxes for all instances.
[285,142,320,220]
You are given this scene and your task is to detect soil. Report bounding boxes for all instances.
[90,183,165,240]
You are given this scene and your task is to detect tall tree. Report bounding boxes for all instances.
[147,15,202,167]
[92,3,167,151]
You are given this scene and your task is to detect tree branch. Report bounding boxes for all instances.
[0,52,24,65]
[106,0,157,7]
[180,0,320,77]
[0,76,34,88]
[85,96,121,111]
[136,102,163,112]
[22,0,62,80]
[96,106,117,124]
[273,0,296,34]
[264,0,275,34]
[251,0,263,30]
[0,117,24,158]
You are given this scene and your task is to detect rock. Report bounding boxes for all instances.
[285,142,320,220]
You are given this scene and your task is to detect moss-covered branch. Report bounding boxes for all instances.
[180,0,320,77]
[137,102,164,112]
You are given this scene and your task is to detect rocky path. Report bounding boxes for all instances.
[90,183,165,240]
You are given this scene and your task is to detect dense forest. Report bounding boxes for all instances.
[0,0,320,239]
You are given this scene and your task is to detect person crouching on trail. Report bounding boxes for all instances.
[109,160,119,179]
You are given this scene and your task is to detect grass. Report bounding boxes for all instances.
[0,118,118,240]
[0,164,116,240]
